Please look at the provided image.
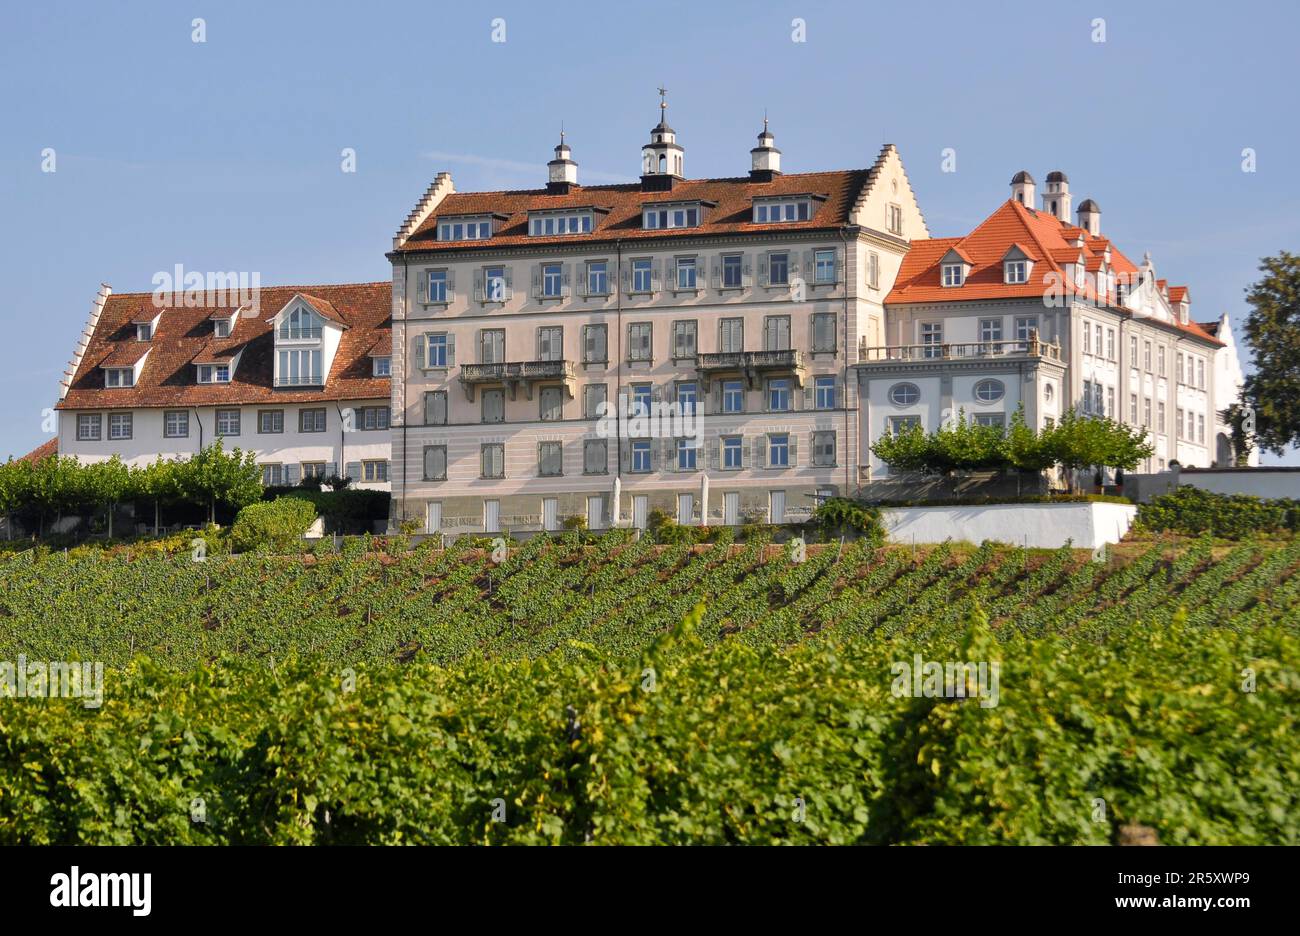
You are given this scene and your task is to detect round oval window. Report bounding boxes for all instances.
[1044,382,1054,402]
[889,382,921,406]
[974,379,1005,403]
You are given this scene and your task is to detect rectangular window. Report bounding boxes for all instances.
[1177,353,1186,384]
[722,380,744,414]
[1082,379,1094,415]
[482,389,505,424]
[427,269,448,303]
[921,322,943,358]
[541,263,563,298]
[479,329,504,364]
[1015,316,1039,346]
[1158,401,1166,434]
[1083,322,1092,355]
[1177,408,1185,439]
[768,252,789,286]
[974,414,1005,428]
[539,386,563,421]
[357,406,390,430]
[812,430,836,466]
[582,324,608,364]
[423,445,447,481]
[1143,397,1152,428]
[631,384,652,417]
[812,313,836,352]
[763,315,791,352]
[815,375,836,409]
[1197,358,1206,390]
[1004,260,1027,284]
[583,439,608,475]
[538,441,563,477]
[1107,386,1116,419]
[722,254,743,288]
[767,378,792,412]
[373,356,391,377]
[1158,346,1167,377]
[422,333,448,368]
[889,415,921,435]
[481,443,504,479]
[631,258,653,293]
[814,249,836,284]
[888,204,903,235]
[276,349,320,386]
[584,384,607,419]
[216,408,241,436]
[631,440,652,473]
[627,323,652,362]
[1197,413,1205,444]
[587,261,608,296]
[1106,328,1116,361]
[259,410,284,434]
[105,368,134,388]
[164,410,189,438]
[719,318,744,353]
[361,460,388,483]
[722,436,743,470]
[484,266,508,302]
[1129,336,1138,368]
[768,433,790,468]
[1095,324,1103,359]
[979,318,1003,346]
[76,413,102,441]
[942,264,964,287]
[213,319,231,339]
[1144,340,1152,372]
[675,257,697,290]
[676,381,698,415]
[537,326,563,361]
[1188,408,1196,440]
[298,408,325,433]
[676,438,698,471]
[302,462,327,479]
[424,390,447,426]
[868,252,880,289]
[1129,394,1138,424]
[261,464,283,487]
[672,320,697,359]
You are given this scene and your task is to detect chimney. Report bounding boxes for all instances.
[1010,170,1036,208]
[1043,170,1071,222]
[546,133,578,194]
[1077,199,1101,236]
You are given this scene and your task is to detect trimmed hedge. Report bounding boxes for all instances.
[272,489,390,535]
[0,612,1294,844]
[1137,486,1299,538]
[230,498,317,553]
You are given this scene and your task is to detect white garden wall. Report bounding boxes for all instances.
[880,501,1137,550]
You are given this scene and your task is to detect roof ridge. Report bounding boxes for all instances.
[102,280,391,299]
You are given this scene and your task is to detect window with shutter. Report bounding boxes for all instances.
[423,445,447,481]
[425,390,447,425]
[540,386,562,421]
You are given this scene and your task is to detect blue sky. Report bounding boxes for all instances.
[1,0,1296,462]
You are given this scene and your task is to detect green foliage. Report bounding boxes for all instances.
[812,497,883,542]
[1041,410,1153,476]
[1137,486,1299,538]
[0,618,1293,844]
[176,440,262,523]
[1241,251,1300,454]
[230,498,318,553]
[275,489,389,535]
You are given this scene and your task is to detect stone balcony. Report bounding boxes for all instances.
[458,359,576,400]
[695,349,805,389]
[857,336,1063,364]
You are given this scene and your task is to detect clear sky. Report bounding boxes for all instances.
[1,0,1296,463]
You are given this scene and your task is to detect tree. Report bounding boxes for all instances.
[1041,411,1153,491]
[83,456,131,538]
[177,441,262,524]
[133,457,184,535]
[1241,251,1300,454]
[0,459,33,540]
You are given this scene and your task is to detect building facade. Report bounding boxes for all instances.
[55,283,393,489]
[386,113,927,534]
[856,170,1231,481]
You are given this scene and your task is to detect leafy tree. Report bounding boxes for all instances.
[177,441,262,524]
[0,459,33,540]
[83,456,131,538]
[870,422,933,473]
[1041,411,1152,491]
[1241,251,1300,454]
[133,457,185,535]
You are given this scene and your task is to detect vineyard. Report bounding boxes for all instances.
[1,530,1298,669]
[1,532,1297,845]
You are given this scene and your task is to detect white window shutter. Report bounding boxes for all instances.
[710,258,721,288]
[446,334,455,366]
[651,259,661,290]
[789,435,798,467]
[473,269,484,301]
[446,269,456,299]
[416,273,427,303]
[758,256,768,287]
[650,385,661,403]
[285,464,300,485]
[834,375,843,407]
[503,267,513,299]
[802,250,813,276]
[709,438,719,470]
[346,462,362,482]
[754,435,767,469]
[742,256,752,287]
[803,384,813,409]
[325,462,337,478]
[531,265,542,298]
[835,247,844,283]
[621,262,630,291]
[562,265,572,298]
[413,333,425,371]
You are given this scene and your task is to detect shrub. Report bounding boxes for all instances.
[275,489,389,534]
[230,498,318,553]
[1137,486,1298,538]
[812,497,883,542]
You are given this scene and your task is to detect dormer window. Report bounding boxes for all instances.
[105,367,135,388]
[942,263,965,287]
[136,323,152,341]
[1004,260,1028,284]
[197,364,230,384]
[643,202,701,230]
[279,307,322,340]
[214,318,231,339]
[753,197,812,224]
[438,216,493,241]
[373,356,391,377]
[529,210,594,236]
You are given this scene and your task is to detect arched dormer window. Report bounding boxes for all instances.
[279,306,322,340]
[659,154,667,173]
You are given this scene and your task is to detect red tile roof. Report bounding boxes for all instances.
[393,170,874,253]
[99,343,152,368]
[16,438,57,463]
[57,282,392,410]
[887,199,1222,346]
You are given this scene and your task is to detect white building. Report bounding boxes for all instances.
[385,105,927,534]
[856,170,1233,479]
[55,283,393,489]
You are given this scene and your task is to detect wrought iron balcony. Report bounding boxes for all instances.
[857,337,1063,364]
[458,359,576,400]
[695,349,804,388]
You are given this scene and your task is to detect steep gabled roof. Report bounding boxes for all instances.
[57,282,392,410]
